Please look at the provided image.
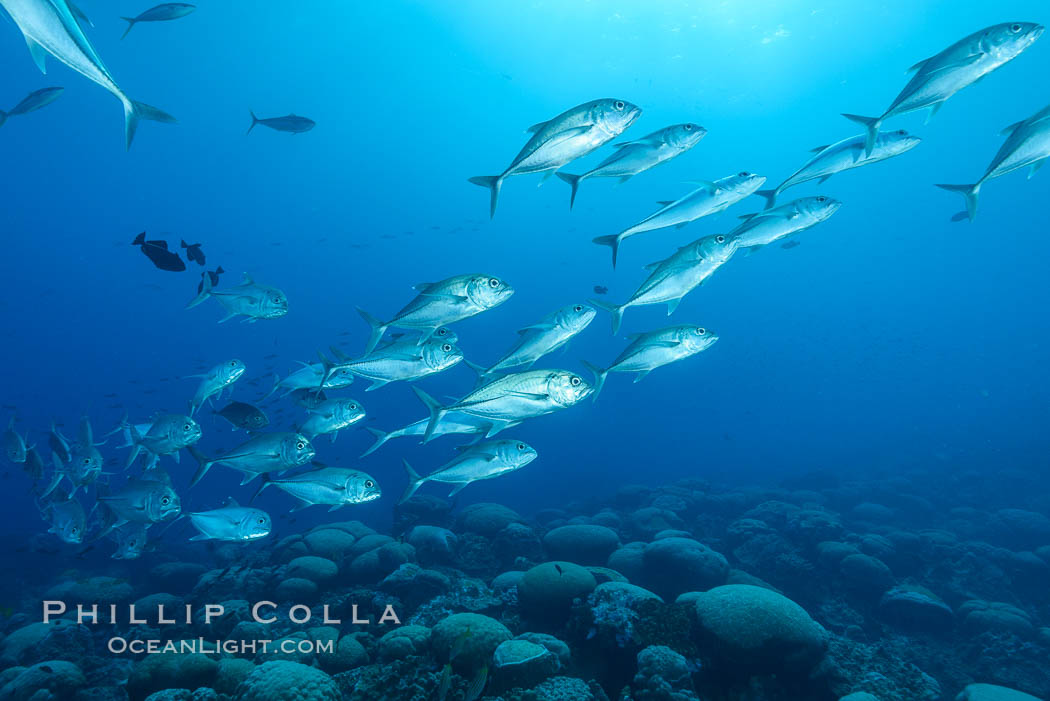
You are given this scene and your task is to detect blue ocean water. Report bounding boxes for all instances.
[1,2,1049,699]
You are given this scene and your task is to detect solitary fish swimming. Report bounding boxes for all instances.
[728,196,842,254]
[254,466,381,511]
[556,123,706,208]
[937,103,1050,221]
[593,171,765,268]
[0,86,63,126]
[187,272,288,323]
[583,325,718,398]
[247,111,315,135]
[121,3,196,39]
[469,98,641,217]
[0,0,176,148]
[844,22,1043,156]
[757,131,920,209]
[592,233,738,334]
[187,499,271,542]
[400,439,538,503]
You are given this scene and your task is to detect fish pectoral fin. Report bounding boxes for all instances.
[366,380,391,391]
[650,340,683,349]
[656,200,675,207]
[666,298,683,315]
[326,504,344,512]
[189,535,212,542]
[506,391,550,400]
[1000,120,1026,137]
[685,180,718,192]
[924,102,943,126]
[906,56,932,73]
[632,370,652,383]
[517,322,556,333]
[674,222,690,230]
[817,175,832,184]
[1029,159,1046,180]
[447,482,471,497]
[25,37,47,73]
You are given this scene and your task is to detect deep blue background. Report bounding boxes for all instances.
[1,1,1048,541]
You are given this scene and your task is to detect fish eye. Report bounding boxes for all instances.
[573,305,583,312]
[696,327,706,335]
[161,496,170,505]
[296,441,306,450]
[614,100,625,110]
[442,343,452,352]
[715,235,725,243]
[1011,23,1022,32]
[437,328,447,336]
[683,124,693,131]
[488,278,500,288]
[349,403,358,410]
[229,361,237,367]
[183,423,191,430]
[365,480,375,488]
[517,443,526,450]
[83,458,91,465]
[738,171,749,177]
[257,517,265,525]
[71,527,78,534]
[570,376,581,386]
[816,196,827,202]
[896,130,907,136]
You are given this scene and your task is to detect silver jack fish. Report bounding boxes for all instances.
[97,473,180,528]
[40,489,86,544]
[592,233,738,334]
[3,416,27,463]
[188,359,246,416]
[109,523,151,560]
[937,103,1050,221]
[0,0,176,148]
[469,98,641,217]
[556,123,706,208]
[299,397,366,442]
[186,273,289,323]
[187,499,271,542]
[358,274,513,354]
[757,131,920,209]
[468,303,596,384]
[189,432,314,487]
[414,369,592,442]
[584,325,718,399]
[118,413,202,468]
[54,416,105,496]
[361,412,519,458]
[318,339,463,391]
[593,171,765,268]
[844,22,1043,156]
[267,362,353,400]
[254,466,381,511]
[400,439,538,503]
[728,196,842,254]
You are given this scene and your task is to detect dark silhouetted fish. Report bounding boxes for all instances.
[197,266,224,293]
[1,87,64,126]
[593,285,609,295]
[181,240,205,266]
[780,240,801,250]
[132,233,185,272]
[214,401,269,432]
[247,111,315,135]
[67,1,92,27]
[121,3,196,39]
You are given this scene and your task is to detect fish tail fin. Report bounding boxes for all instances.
[412,386,447,444]
[186,263,214,309]
[124,423,144,470]
[247,110,258,135]
[132,232,145,246]
[468,175,503,218]
[842,113,881,156]
[123,99,176,150]
[250,473,271,504]
[935,182,981,222]
[315,350,337,390]
[589,298,625,335]
[399,459,424,504]
[755,189,778,210]
[581,360,608,402]
[360,427,390,458]
[592,234,624,269]
[187,446,213,488]
[463,359,491,388]
[555,172,583,209]
[356,306,388,354]
[120,17,136,39]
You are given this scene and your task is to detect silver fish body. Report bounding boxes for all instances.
[186,273,288,323]
[123,414,201,468]
[401,439,538,502]
[44,492,86,544]
[189,432,314,487]
[188,501,271,542]
[98,478,180,526]
[729,196,842,252]
[3,417,27,463]
[256,467,381,511]
[322,339,463,391]
[189,359,245,416]
[474,303,596,381]
[361,412,517,457]
[585,325,718,398]
[300,398,366,441]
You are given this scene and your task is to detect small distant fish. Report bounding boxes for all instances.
[181,240,205,266]
[3,417,27,463]
[67,1,92,27]
[592,285,608,295]
[133,232,186,272]
[0,87,64,127]
[121,3,196,39]
[214,401,269,432]
[195,266,224,294]
[247,111,315,135]
[781,240,801,250]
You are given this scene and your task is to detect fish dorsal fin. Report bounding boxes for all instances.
[906,56,932,73]
[686,180,718,192]
[656,200,675,207]
[525,120,548,134]
[643,260,661,271]
[25,37,47,74]
[1000,120,1026,137]
[224,497,240,507]
[809,144,830,153]
[614,136,660,148]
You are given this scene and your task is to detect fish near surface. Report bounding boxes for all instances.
[593,171,765,268]
[189,432,314,487]
[254,466,381,511]
[469,98,641,217]
[414,369,592,442]
[584,325,718,399]
[0,0,176,148]
[937,103,1050,221]
[844,22,1043,155]
[247,111,315,134]
[556,122,706,208]
[757,131,920,209]
[319,338,463,391]
[728,196,841,253]
[299,397,366,441]
[358,274,513,354]
[470,303,596,383]
[400,439,537,503]
[186,273,288,323]
[132,233,185,272]
[120,3,196,39]
[592,233,738,334]
[188,359,245,416]
[187,499,271,542]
